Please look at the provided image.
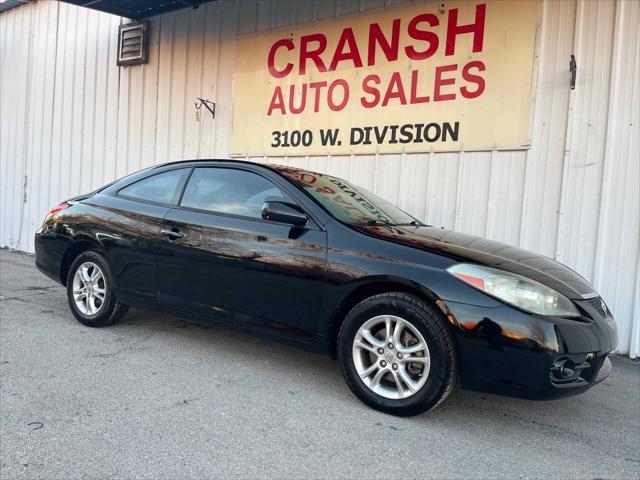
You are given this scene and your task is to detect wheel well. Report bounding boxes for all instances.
[326,281,438,358]
[60,239,102,285]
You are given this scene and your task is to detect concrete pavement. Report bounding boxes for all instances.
[1,250,639,479]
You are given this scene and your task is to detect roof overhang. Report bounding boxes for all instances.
[0,0,32,14]
[58,0,217,20]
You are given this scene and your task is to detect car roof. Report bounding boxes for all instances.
[156,159,314,176]
[156,158,279,170]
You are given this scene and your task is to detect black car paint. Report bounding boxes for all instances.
[35,160,617,400]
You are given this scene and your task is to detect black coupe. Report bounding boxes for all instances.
[35,160,617,416]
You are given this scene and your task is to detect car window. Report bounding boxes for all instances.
[180,168,291,219]
[118,168,188,205]
[275,167,419,225]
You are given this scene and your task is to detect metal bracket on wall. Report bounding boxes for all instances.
[569,54,577,90]
[194,98,215,121]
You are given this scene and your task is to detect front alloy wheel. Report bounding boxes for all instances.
[352,315,430,399]
[338,292,457,416]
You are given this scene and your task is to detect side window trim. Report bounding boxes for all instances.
[115,167,191,207]
[176,166,320,228]
[176,167,195,205]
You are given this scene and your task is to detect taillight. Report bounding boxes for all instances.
[45,202,70,220]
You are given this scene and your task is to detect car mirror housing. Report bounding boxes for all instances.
[261,201,308,227]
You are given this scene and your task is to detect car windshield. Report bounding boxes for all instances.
[275,166,420,226]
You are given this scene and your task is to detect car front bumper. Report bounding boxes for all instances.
[440,299,617,400]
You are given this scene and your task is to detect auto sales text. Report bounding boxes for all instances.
[266,3,487,115]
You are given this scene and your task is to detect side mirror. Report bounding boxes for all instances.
[261,201,308,227]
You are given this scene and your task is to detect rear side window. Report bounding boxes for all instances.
[180,168,291,219]
[118,168,188,205]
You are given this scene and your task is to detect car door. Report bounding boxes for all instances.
[155,166,328,339]
[89,167,190,307]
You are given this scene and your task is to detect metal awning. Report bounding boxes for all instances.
[0,0,32,14]
[59,0,217,20]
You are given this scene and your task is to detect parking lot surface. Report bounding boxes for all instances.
[1,250,639,479]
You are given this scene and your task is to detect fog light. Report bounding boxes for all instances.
[552,358,576,380]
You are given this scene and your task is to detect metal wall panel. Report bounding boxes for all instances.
[0,0,638,356]
[557,0,615,280]
[519,0,576,258]
[591,0,640,357]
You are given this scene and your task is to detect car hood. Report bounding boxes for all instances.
[355,224,596,300]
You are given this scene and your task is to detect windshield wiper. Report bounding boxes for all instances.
[352,219,422,227]
[352,219,394,226]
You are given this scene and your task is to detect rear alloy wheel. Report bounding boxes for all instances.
[338,292,457,416]
[72,262,107,316]
[66,251,128,327]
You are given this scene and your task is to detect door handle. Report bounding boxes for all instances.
[160,228,186,239]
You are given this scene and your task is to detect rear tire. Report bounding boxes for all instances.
[338,292,457,416]
[66,250,128,327]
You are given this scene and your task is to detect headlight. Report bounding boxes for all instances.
[447,263,580,317]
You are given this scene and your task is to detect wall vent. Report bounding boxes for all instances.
[117,22,148,66]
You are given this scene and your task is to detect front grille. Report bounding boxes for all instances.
[587,296,607,318]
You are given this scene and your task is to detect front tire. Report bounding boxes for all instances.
[338,292,457,416]
[66,250,128,327]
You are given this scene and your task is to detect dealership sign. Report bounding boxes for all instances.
[231,0,539,156]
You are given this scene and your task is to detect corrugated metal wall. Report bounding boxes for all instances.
[1,0,638,356]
